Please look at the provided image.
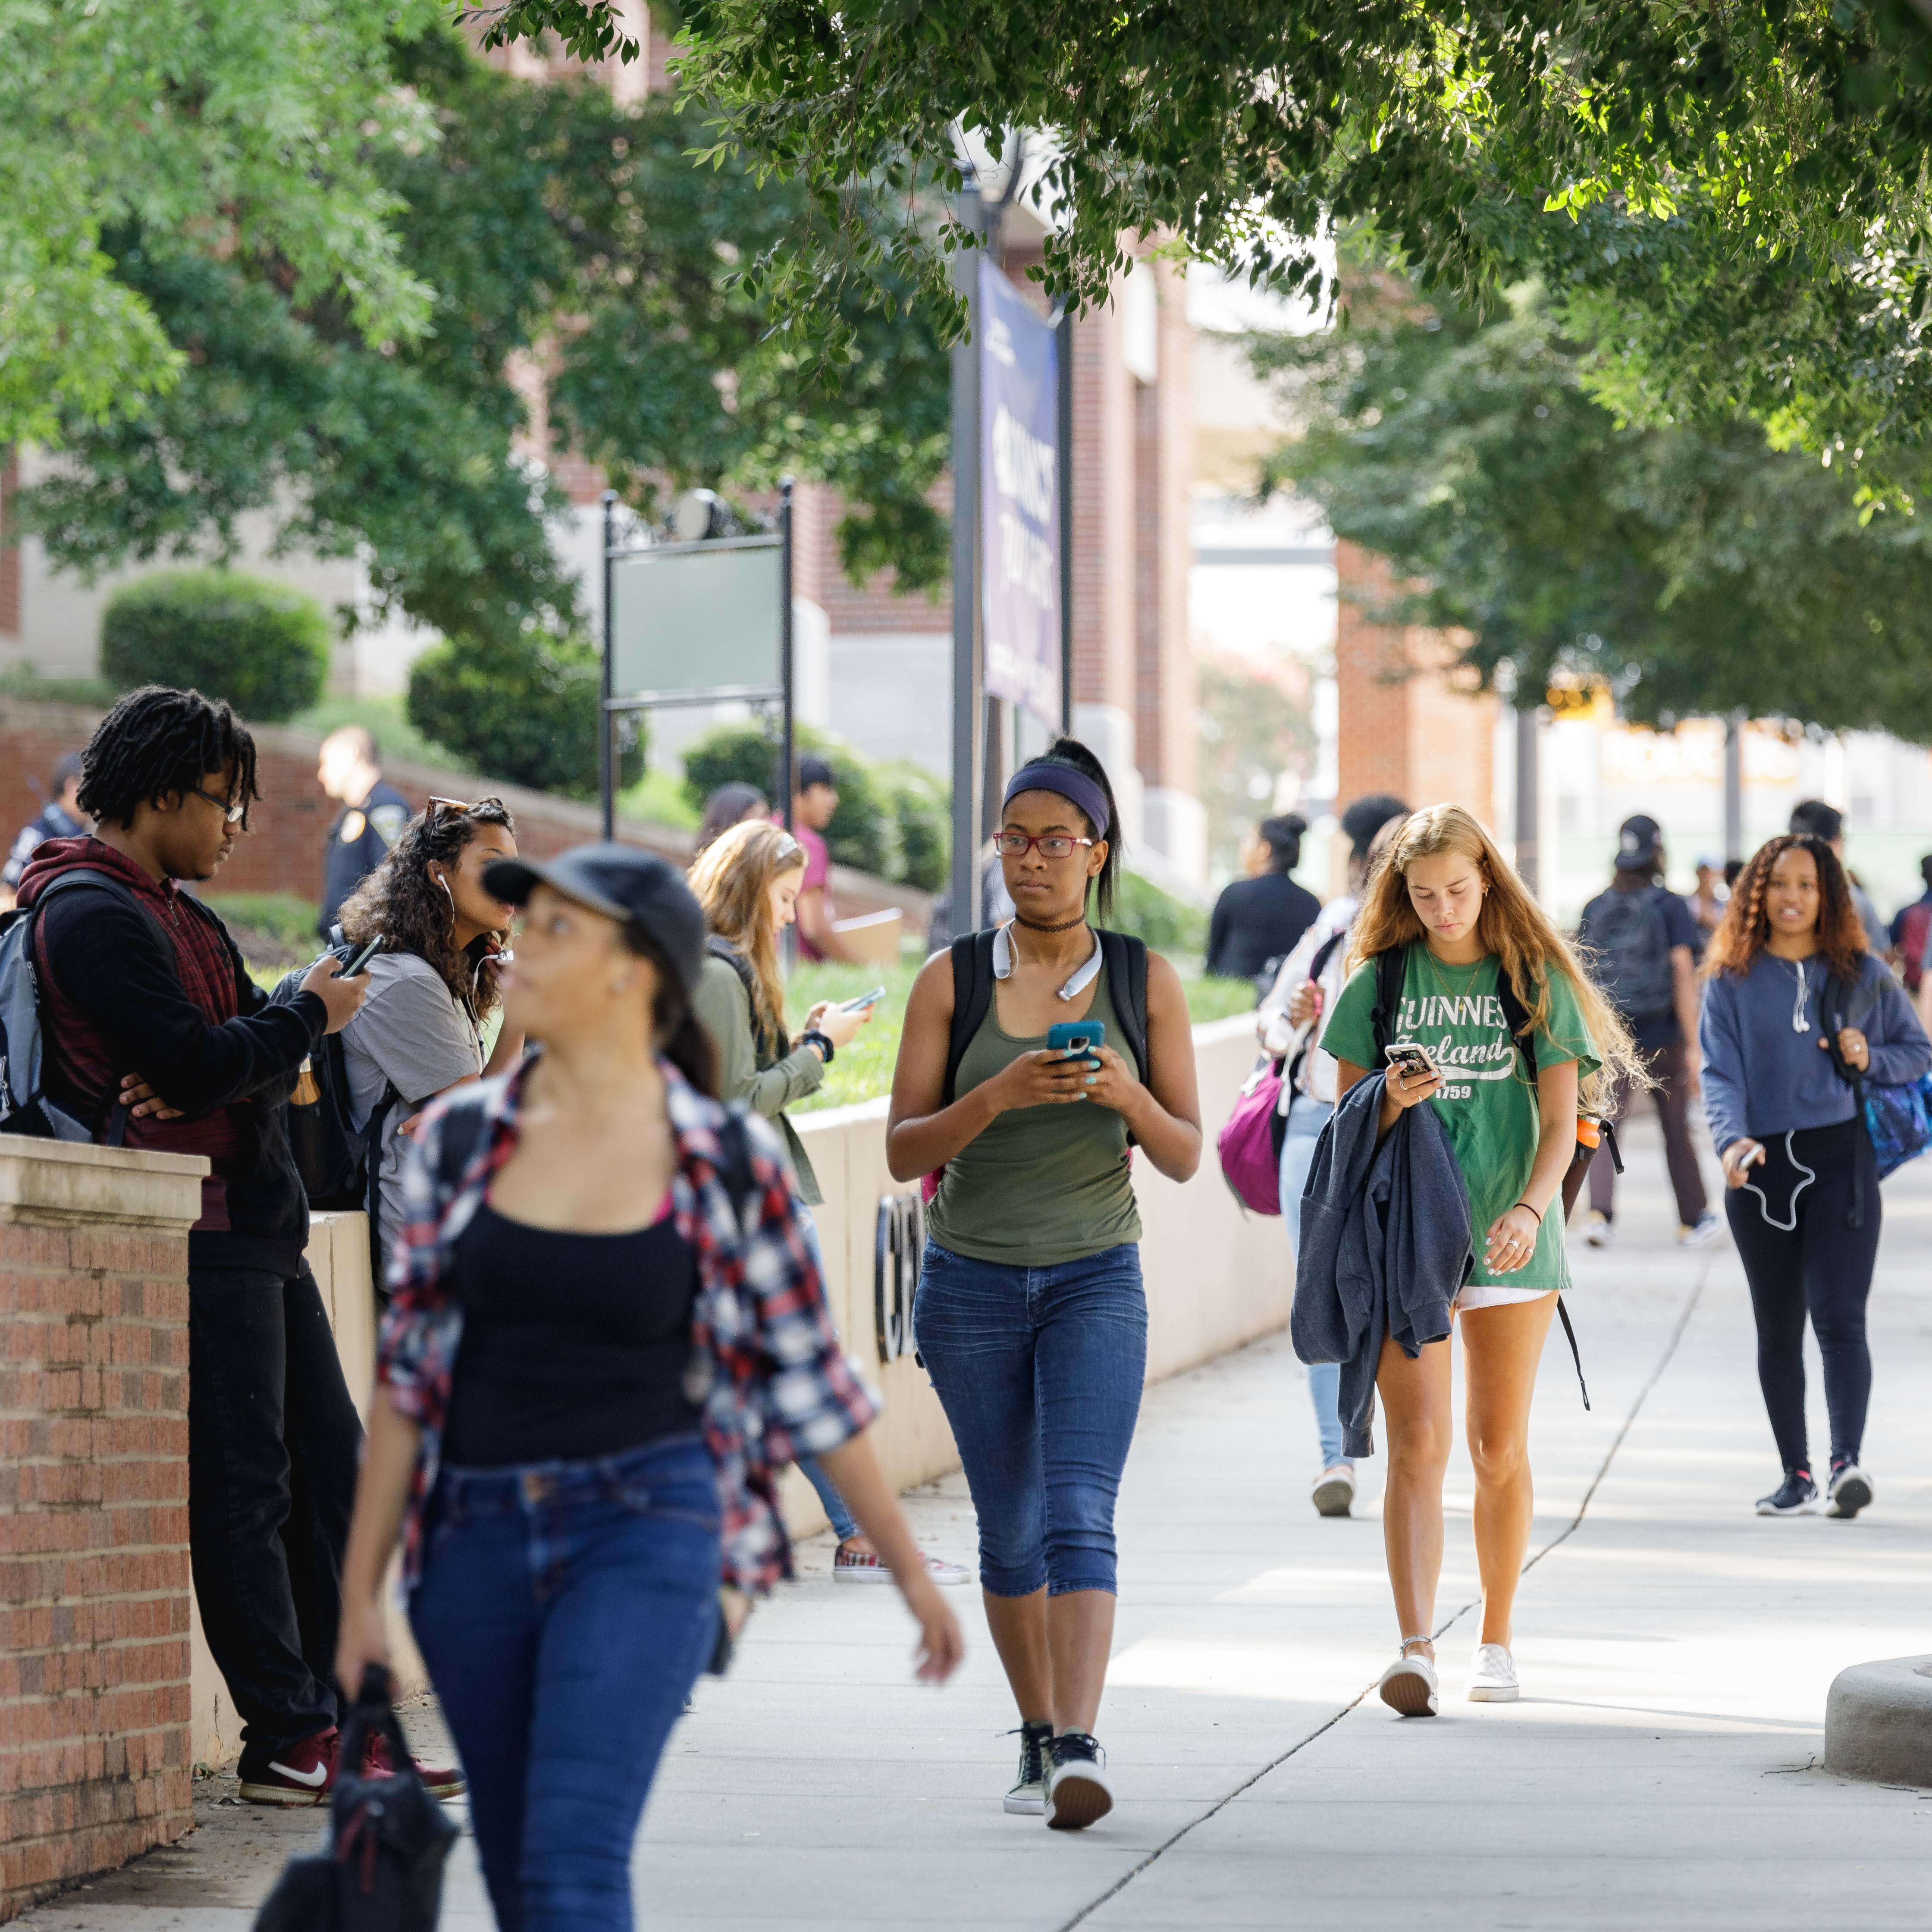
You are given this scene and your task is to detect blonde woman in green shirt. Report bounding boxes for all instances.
[1317,805,1641,1716]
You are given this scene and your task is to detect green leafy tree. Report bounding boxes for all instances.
[1259,271,1932,740]
[0,0,435,445]
[15,28,951,763]
[471,2,1932,487]
[681,722,891,876]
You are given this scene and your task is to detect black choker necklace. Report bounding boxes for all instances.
[1014,912,1088,934]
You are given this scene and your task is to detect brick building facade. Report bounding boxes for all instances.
[1333,540,1497,834]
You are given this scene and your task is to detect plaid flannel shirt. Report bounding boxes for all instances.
[376,1053,878,1595]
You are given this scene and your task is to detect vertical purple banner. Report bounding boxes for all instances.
[979,259,1062,726]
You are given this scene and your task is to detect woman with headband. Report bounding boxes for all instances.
[887,737,1203,1830]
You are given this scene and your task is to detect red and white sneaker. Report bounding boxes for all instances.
[364,1731,467,1801]
[238,1728,339,1806]
[832,1545,973,1585]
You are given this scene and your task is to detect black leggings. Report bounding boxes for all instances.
[1724,1117,1881,1473]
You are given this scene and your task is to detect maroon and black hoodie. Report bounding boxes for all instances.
[19,838,327,1274]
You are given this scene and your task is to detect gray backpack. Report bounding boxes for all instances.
[1579,887,1675,1020]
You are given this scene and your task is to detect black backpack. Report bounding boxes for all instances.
[0,869,165,1145]
[252,1665,460,1932]
[1366,944,1600,1409]
[1578,886,1676,1021]
[943,928,1148,1122]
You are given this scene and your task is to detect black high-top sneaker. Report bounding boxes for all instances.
[1044,1731,1113,1830]
[1003,1720,1054,1816]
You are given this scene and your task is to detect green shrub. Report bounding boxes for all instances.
[874,760,949,893]
[681,722,890,877]
[406,629,642,800]
[1108,869,1209,957]
[100,570,331,721]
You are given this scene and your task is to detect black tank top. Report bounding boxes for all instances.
[442,1201,703,1467]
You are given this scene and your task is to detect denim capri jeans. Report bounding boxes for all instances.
[913,1239,1147,1597]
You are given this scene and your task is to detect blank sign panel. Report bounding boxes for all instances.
[609,539,784,700]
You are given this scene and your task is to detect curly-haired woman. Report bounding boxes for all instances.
[1315,804,1644,1715]
[1700,833,1929,1521]
[337,798,526,1272]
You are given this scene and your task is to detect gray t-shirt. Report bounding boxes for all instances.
[340,953,484,1264]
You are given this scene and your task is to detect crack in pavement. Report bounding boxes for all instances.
[1057,1263,1715,1932]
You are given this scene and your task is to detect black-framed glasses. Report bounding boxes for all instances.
[188,785,246,825]
[994,831,1095,861]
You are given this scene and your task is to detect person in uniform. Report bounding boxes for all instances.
[316,726,411,936]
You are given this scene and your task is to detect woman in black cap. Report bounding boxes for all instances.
[334,843,961,1932]
[888,739,1203,1831]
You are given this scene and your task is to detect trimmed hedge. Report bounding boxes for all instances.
[407,629,641,800]
[100,570,331,721]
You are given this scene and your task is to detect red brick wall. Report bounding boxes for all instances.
[0,1221,193,1919]
[0,699,929,924]
[1334,541,1496,825]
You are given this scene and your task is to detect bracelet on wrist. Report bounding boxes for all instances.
[1513,1200,1543,1224]
[801,1029,834,1065]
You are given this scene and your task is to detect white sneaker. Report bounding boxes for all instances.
[1310,1464,1356,1518]
[1377,1646,1439,1717]
[922,1554,975,1585]
[1826,1464,1875,1519]
[1468,1643,1519,1702]
[1582,1210,1613,1248]
[1679,1211,1724,1247]
[1044,1732,1113,1829]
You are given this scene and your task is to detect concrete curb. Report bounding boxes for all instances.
[1823,1654,1932,1785]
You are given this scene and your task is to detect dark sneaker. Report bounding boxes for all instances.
[1044,1731,1113,1831]
[1826,1462,1874,1520]
[238,1728,338,1806]
[365,1730,467,1801]
[1755,1470,1819,1517]
[1003,1719,1054,1816]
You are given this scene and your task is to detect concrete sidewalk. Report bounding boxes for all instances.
[22,1114,1932,1929]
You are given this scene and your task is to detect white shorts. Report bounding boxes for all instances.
[1455,1284,1559,1312]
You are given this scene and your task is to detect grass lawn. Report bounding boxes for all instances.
[786,955,1257,1113]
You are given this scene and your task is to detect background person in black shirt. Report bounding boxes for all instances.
[1206,813,1320,994]
[317,725,411,936]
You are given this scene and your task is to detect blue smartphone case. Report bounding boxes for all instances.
[1046,1019,1106,1061]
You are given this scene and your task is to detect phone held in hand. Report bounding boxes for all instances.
[339,932,385,977]
[1383,1039,1440,1083]
[839,985,888,1013]
[1046,1019,1106,1066]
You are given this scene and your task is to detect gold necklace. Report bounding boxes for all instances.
[1423,949,1486,1000]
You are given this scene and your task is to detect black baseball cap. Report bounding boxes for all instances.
[482,843,706,995]
[1615,814,1663,872]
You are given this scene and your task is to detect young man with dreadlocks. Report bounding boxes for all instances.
[18,685,457,1804]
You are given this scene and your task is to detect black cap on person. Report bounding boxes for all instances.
[482,843,706,996]
[1615,815,1663,873]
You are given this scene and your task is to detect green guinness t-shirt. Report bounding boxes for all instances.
[1318,949,1600,1289]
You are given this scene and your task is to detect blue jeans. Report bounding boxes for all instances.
[411,1436,721,1932]
[796,1454,859,1542]
[1280,1095,1348,1470]
[914,1240,1146,1597]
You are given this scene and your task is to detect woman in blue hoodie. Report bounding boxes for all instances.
[1700,833,1930,1521]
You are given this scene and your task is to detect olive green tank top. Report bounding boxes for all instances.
[925,962,1142,1267]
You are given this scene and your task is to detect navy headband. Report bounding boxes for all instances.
[1004,762,1111,840]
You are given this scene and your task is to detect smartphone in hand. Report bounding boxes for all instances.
[338,932,385,977]
[1046,1019,1106,1067]
[839,985,888,1013]
[1383,1039,1440,1083]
